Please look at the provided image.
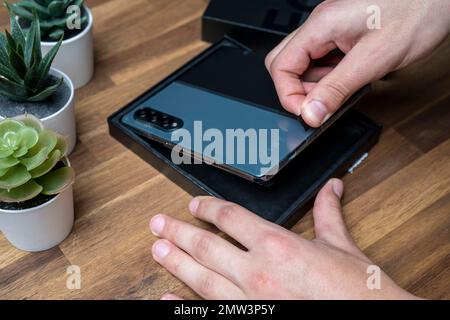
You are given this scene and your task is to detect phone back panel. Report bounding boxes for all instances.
[122,81,311,180]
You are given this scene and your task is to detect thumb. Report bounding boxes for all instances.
[300,40,392,127]
[313,179,368,260]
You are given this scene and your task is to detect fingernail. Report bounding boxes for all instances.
[303,100,329,126]
[189,198,200,214]
[332,179,344,198]
[153,241,170,259]
[150,215,165,236]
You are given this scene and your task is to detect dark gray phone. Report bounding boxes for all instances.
[122,80,318,183]
[122,45,357,184]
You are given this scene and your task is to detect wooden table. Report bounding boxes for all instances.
[0,0,449,300]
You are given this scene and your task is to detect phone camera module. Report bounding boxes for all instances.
[135,108,183,131]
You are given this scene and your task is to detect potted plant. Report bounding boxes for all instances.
[0,6,77,154]
[0,115,75,252]
[10,0,94,89]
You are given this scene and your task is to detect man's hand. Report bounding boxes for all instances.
[150,179,417,300]
[265,0,450,127]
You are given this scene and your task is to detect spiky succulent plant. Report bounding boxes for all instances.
[10,0,87,41]
[0,4,63,102]
[0,115,74,203]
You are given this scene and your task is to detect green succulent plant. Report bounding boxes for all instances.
[0,115,74,203]
[10,0,87,41]
[0,4,63,102]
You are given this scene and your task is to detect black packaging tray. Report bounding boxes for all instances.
[108,37,381,228]
[202,0,324,54]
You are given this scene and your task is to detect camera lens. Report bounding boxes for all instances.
[135,108,182,131]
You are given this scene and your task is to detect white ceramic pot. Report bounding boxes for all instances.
[0,184,74,252]
[41,5,94,89]
[42,68,77,155]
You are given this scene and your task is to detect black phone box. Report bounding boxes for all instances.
[108,37,381,228]
[202,0,324,54]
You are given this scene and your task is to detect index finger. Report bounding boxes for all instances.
[268,26,336,115]
[188,197,274,249]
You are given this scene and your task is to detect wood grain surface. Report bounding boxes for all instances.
[0,0,449,300]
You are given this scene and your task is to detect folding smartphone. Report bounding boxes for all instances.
[122,46,355,184]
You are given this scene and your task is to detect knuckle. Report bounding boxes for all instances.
[270,56,283,75]
[192,233,213,261]
[197,275,216,297]
[311,1,337,19]
[215,204,236,226]
[261,231,295,257]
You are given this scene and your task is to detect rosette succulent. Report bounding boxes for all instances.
[9,0,87,41]
[0,115,74,203]
[0,3,63,102]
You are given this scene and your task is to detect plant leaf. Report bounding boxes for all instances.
[0,119,24,138]
[14,0,50,18]
[0,33,12,67]
[0,148,14,159]
[5,2,26,50]
[23,61,41,91]
[9,3,34,20]
[0,166,10,176]
[35,35,63,89]
[19,126,40,149]
[24,12,38,68]
[13,114,44,133]
[0,63,22,84]
[13,145,28,158]
[0,156,20,169]
[48,27,65,41]
[27,129,58,156]
[54,133,68,157]
[0,164,31,189]
[36,166,74,195]
[5,31,27,78]
[30,149,60,178]
[0,75,28,100]
[0,179,43,202]
[0,86,28,101]
[27,76,63,102]
[40,15,72,29]
[20,146,49,170]
[48,1,65,17]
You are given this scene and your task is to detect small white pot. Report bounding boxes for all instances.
[0,185,74,252]
[41,5,94,89]
[42,68,77,155]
